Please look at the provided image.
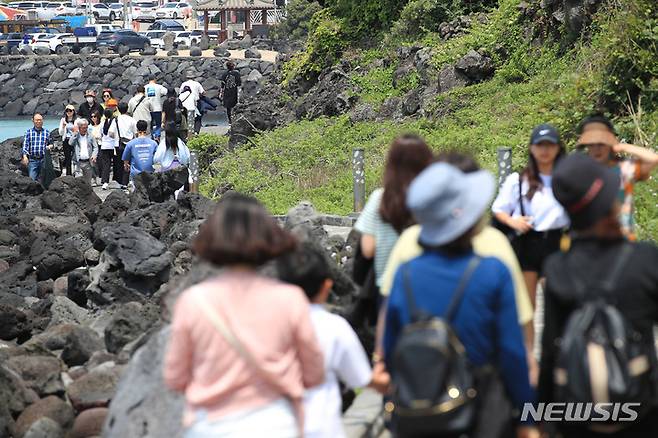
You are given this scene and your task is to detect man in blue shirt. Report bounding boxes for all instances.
[122,120,158,180]
[21,113,52,181]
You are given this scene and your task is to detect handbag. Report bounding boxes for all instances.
[491,173,525,242]
[192,291,303,433]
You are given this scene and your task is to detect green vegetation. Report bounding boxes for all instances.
[202,0,658,238]
[283,9,347,84]
[270,0,322,42]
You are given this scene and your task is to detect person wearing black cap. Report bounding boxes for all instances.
[538,153,658,437]
[492,123,570,309]
[576,114,658,241]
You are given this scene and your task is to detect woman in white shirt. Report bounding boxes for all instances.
[154,126,190,172]
[59,104,77,176]
[98,108,119,190]
[492,124,569,308]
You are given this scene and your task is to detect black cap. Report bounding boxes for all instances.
[552,153,620,230]
[530,123,560,145]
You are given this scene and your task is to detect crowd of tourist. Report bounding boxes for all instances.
[20,64,241,191]
[159,114,658,438]
[20,78,658,438]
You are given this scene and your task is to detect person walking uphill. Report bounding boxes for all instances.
[68,118,98,184]
[576,114,658,241]
[539,153,658,438]
[219,61,241,125]
[383,163,537,438]
[98,108,118,190]
[179,70,205,134]
[145,76,167,139]
[122,120,158,178]
[492,124,569,309]
[22,112,52,182]
[164,194,325,437]
[114,102,137,189]
[128,85,153,131]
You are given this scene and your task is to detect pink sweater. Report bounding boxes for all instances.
[163,271,325,426]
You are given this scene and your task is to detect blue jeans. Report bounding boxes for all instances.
[28,158,43,181]
[151,111,162,139]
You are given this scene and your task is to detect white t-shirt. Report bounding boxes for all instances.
[78,134,89,160]
[304,305,372,438]
[114,114,137,141]
[491,172,570,231]
[128,93,153,126]
[179,79,204,114]
[101,119,118,150]
[145,83,168,112]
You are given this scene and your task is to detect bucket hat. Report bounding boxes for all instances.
[407,163,495,247]
[552,153,620,230]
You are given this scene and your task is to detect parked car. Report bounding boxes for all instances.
[108,3,123,20]
[91,23,121,35]
[54,1,76,15]
[142,30,164,49]
[91,3,115,21]
[24,26,61,34]
[35,2,60,20]
[147,19,184,31]
[31,32,72,53]
[0,32,23,50]
[96,29,150,52]
[154,1,191,19]
[133,1,157,22]
[173,30,190,47]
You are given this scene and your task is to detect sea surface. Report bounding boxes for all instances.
[0,117,60,142]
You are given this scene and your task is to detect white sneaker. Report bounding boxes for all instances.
[102,183,108,190]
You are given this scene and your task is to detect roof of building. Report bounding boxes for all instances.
[195,0,275,11]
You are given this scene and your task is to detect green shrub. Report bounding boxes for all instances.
[283,9,347,84]
[270,0,323,42]
[187,133,229,172]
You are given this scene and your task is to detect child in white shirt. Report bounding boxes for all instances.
[277,243,389,438]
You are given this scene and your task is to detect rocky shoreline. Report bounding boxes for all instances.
[0,53,275,118]
[0,132,366,437]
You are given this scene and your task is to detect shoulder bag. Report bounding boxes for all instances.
[491,174,525,242]
[192,291,304,434]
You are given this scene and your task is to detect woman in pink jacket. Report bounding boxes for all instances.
[164,194,325,437]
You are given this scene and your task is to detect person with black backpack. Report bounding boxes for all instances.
[383,162,537,438]
[539,153,658,437]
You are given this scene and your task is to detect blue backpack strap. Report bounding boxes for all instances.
[445,256,481,322]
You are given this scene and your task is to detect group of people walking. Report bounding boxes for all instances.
[21,64,242,188]
[163,115,658,438]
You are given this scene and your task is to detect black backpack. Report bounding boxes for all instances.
[554,244,656,421]
[390,257,481,436]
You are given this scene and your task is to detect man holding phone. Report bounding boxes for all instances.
[576,114,658,240]
[22,113,52,182]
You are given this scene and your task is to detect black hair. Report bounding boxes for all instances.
[193,194,297,267]
[165,126,179,154]
[577,113,616,135]
[102,108,115,135]
[276,242,332,300]
[62,106,76,122]
[136,85,145,94]
[136,120,148,132]
[118,102,129,115]
[226,61,235,70]
[33,112,43,119]
[523,126,566,200]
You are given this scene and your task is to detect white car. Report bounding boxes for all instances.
[133,1,158,21]
[91,3,116,21]
[108,3,124,20]
[52,2,76,15]
[173,30,191,47]
[142,30,165,49]
[31,33,72,53]
[154,2,191,20]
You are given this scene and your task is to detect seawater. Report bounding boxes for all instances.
[0,117,60,142]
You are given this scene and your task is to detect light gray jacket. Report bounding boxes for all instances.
[68,132,99,167]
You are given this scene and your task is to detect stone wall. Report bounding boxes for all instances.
[0,54,274,117]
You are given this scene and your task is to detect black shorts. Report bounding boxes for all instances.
[512,229,564,274]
